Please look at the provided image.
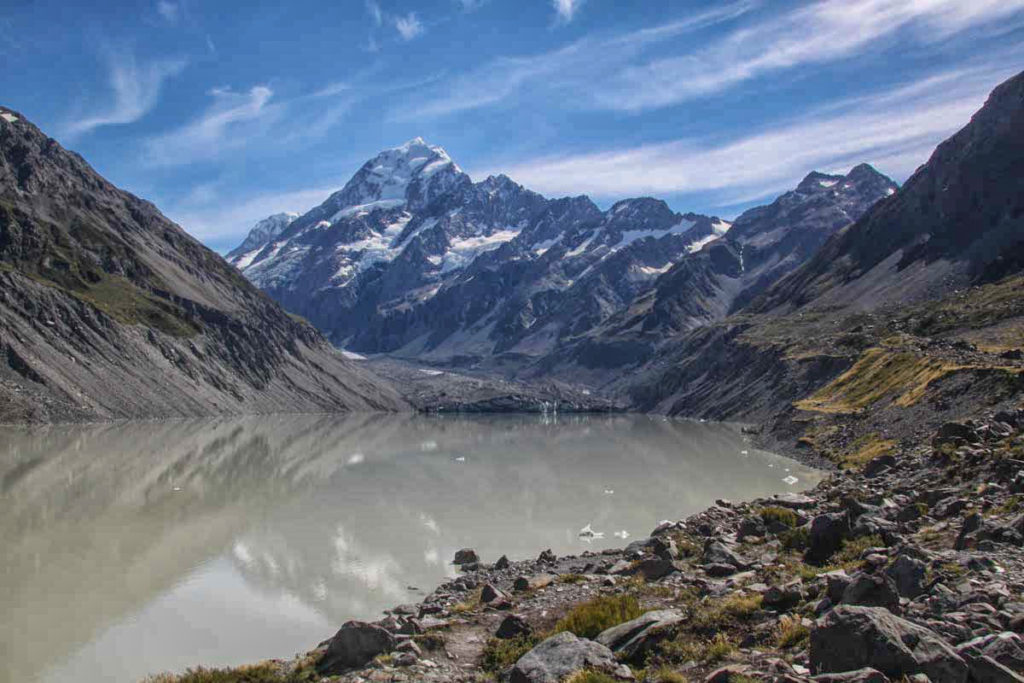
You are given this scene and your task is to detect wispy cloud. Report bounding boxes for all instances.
[143,86,278,166]
[394,1,754,120]
[398,0,1024,119]
[64,50,186,138]
[365,0,383,26]
[156,0,180,24]
[593,0,1024,112]
[394,12,424,40]
[472,65,1017,207]
[552,0,583,23]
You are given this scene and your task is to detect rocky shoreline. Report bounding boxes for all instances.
[150,406,1024,683]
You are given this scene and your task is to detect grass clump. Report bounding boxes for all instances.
[832,535,884,567]
[717,593,763,619]
[481,634,544,673]
[775,615,810,649]
[760,506,799,528]
[559,573,588,584]
[780,526,810,551]
[554,594,644,639]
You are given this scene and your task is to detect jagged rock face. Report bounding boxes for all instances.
[0,107,404,422]
[530,165,896,376]
[756,70,1024,313]
[229,140,730,362]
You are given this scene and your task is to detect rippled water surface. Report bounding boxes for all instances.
[0,413,824,682]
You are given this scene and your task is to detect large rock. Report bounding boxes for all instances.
[595,609,686,663]
[453,548,479,565]
[810,605,968,682]
[704,540,747,568]
[317,621,396,674]
[886,554,927,598]
[806,512,851,565]
[957,632,1024,674]
[496,614,533,640]
[841,572,900,611]
[508,631,631,682]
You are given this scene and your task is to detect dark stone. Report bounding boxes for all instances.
[317,621,396,674]
[886,554,928,599]
[494,554,511,570]
[496,614,533,640]
[810,605,968,682]
[538,549,557,564]
[481,583,508,603]
[806,512,851,565]
[453,548,479,565]
[763,581,803,610]
[841,572,901,611]
[636,557,678,580]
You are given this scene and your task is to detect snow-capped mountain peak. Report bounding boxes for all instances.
[225,212,299,266]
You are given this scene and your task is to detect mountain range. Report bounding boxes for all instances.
[228,140,896,374]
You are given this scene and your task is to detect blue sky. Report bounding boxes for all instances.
[2,0,1023,252]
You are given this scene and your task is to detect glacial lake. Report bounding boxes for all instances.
[0,413,824,683]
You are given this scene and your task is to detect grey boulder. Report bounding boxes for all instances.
[810,605,968,682]
[595,609,686,663]
[317,621,396,674]
[508,631,632,682]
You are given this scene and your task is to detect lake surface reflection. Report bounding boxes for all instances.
[0,413,823,682]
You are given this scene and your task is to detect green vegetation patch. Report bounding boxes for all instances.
[554,594,645,639]
[143,661,316,683]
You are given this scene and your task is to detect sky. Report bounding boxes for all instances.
[2,0,1023,253]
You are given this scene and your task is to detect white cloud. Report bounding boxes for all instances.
[394,1,753,120]
[471,65,1017,206]
[156,0,180,24]
[552,0,583,23]
[592,0,1024,112]
[394,12,424,40]
[143,86,278,166]
[64,51,186,137]
[398,0,1024,119]
[366,0,383,26]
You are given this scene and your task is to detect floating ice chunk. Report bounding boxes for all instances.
[782,475,799,485]
[454,455,466,462]
[603,489,614,495]
[740,450,749,455]
[614,530,630,539]
[579,523,595,537]
[421,441,438,452]
[347,453,365,465]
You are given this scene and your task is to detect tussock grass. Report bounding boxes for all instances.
[554,594,644,639]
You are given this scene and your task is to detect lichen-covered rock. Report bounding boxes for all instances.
[317,621,396,674]
[508,631,631,682]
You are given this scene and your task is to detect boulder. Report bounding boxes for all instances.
[508,631,631,682]
[806,512,851,565]
[481,583,509,604]
[886,554,927,598]
[537,549,557,564]
[738,517,767,540]
[636,557,677,581]
[841,572,901,611]
[453,548,479,565]
[595,609,685,663]
[494,555,511,570]
[763,581,803,611]
[704,540,747,568]
[317,621,396,674]
[810,605,967,682]
[773,493,817,509]
[957,632,1024,673]
[824,570,853,605]
[513,574,556,592]
[496,614,533,640]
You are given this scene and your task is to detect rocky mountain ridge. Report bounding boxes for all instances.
[229,142,894,374]
[0,107,405,422]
